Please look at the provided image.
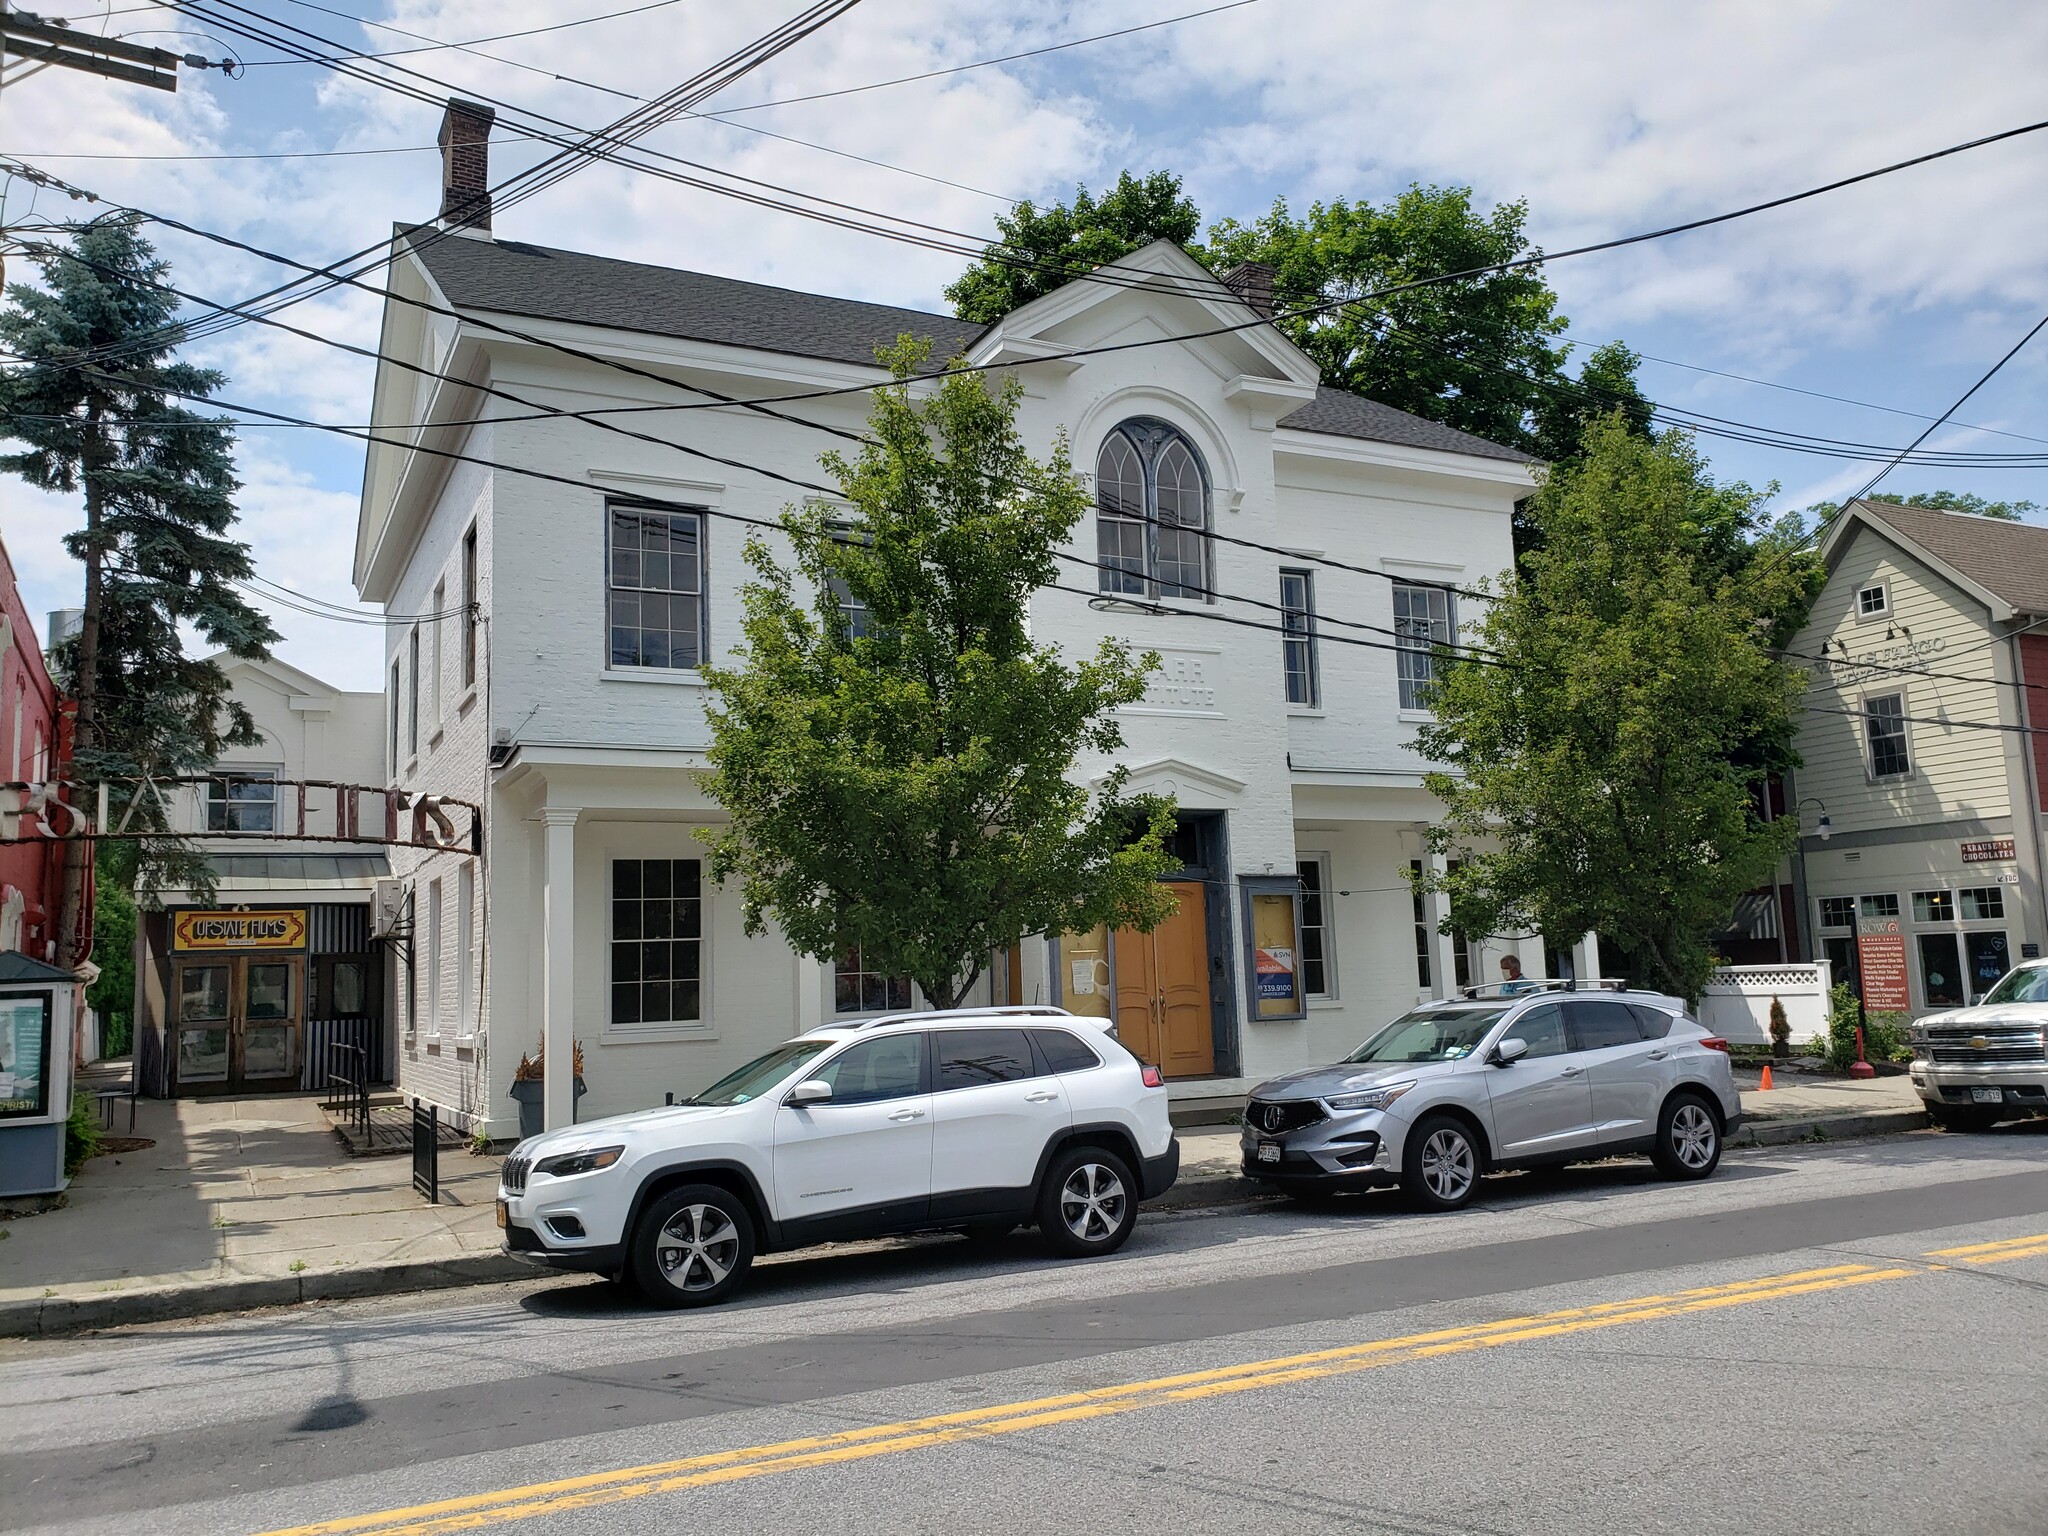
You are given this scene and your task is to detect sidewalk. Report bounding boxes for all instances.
[0,1072,1928,1337]
[0,1094,514,1335]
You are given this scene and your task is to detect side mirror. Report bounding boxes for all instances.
[1491,1037,1529,1067]
[786,1079,832,1106]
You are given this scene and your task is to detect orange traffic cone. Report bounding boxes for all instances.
[1759,1064,1775,1091]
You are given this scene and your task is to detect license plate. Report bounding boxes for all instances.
[495,1200,508,1228]
[1972,1087,2004,1104]
[1257,1141,1281,1163]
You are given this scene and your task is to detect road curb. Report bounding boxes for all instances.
[1730,1105,1929,1146]
[0,1253,535,1340]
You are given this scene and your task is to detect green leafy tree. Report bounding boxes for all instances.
[948,177,1651,511]
[699,340,1180,1009]
[1414,417,1809,1002]
[87,849,137,1056]
[0,215,276,912]
[945,171,1200,325]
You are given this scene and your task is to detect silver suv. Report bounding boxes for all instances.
[1241,983,1743,1210]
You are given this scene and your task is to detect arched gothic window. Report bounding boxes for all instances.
[1095,419,1210,599]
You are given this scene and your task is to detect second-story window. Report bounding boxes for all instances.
[461,523,479,688]
[1094,419,1209,599]
[207,769,278,832]
[609,504,705,669]
[1392,579,1454,711]
[1864,692,1910,778]
[1280,569,1318,707]
[406,627,420,758]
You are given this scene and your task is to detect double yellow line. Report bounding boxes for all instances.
[1928,1231,2048,1265]
[257,1259,1925,1536]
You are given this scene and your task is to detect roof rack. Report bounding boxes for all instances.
[847,1004,1077,1031]
[1453,978,1632,1001]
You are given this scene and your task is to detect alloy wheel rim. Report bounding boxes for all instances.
[1673,1104,1716,1169]
[656,1203,740,1292]
[1060,1163,1127,1243]
[1421,1128,1475,1201]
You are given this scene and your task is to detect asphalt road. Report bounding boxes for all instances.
[6,1126,2047,1536]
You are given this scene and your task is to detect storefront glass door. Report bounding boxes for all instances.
[173,957,303,1093]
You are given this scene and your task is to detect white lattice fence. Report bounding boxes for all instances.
[1699,961,1835,1046]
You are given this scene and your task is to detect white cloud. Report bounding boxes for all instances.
[8,0,2048,692]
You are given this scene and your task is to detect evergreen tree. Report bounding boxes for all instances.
[0,215,276,913]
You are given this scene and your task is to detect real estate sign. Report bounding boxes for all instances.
[1856,917,1911,1011]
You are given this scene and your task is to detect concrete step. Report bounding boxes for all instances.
[1169,1094,1244,1129]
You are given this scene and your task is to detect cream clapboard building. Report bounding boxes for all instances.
[353,104,1588,1135]
[1787,499,2048,1014]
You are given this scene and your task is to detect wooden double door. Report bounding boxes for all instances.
[1113,881,1216,1078]
[172,955,305,1094]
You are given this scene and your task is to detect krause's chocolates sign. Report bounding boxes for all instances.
[173,908,308,952]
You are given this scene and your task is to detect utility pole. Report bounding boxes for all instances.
[1,4,181,91]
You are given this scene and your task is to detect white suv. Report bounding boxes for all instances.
[496,1006,1180,1307]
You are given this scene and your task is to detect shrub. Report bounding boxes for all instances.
[1768,996,1791,1056]
[64,1091,104,1177]
[1811,985,1914,1070]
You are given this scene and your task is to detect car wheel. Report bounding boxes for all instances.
[1928,1103,2001,1134]
[1651,1094,1722,1180]
[1400,1114,1482,1212]
[1036,1145,1138,1258]
[630,1184,755,1308]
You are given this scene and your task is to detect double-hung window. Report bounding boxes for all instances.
[1864,692,1910,777]
[608,504,705,670]
[206,769,277,832]
[835,944,912,1016]
[1297,855,1332,998]
[610,858,703,1027]
[1392,580,1453,712]
[1094,419,1210,599]
[1280,570,1318,707]
[406,627,420,757]
[461,523,479,688]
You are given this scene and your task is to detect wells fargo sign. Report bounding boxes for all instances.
[173,909,308,952]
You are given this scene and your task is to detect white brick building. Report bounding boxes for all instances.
[355,109,1562,1135]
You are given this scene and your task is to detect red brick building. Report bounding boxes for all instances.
[0,533,73,966]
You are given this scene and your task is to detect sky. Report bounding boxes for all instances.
[5,0,2048,691]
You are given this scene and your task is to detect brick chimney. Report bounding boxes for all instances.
[438,98,496,235]
[1221,260,1275,319]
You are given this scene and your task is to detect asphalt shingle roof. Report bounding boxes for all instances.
[1276,384,1536,463]
[1850,499,2048,617]
[410,231,1533,463]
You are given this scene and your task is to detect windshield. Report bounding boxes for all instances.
[1345,1007,1512,1064]
[1979,966,2048,1007]
[685,1040,832,1105]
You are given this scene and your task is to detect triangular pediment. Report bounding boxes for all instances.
[967,240,1321,392]
[1109,756,1249,799]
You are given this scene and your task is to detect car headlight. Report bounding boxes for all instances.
[533,1145,624,1178]
[1323,1082,1414,1113]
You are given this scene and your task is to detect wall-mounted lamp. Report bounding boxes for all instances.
[1795,796,1830,841]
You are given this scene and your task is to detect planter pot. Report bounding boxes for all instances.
[509,1075,586,1139]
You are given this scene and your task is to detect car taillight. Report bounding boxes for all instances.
[1699,1036,1730,1054]
[1140,1064,1164,1089]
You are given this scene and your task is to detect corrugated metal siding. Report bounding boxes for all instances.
[301,902,385,1090]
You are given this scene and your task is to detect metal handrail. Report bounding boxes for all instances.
[847,1004,1076,1031]
[1453,978,1635,1000]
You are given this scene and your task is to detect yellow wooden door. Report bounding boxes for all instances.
[1111,884,1214,1078]
[1154,884,1215,1077]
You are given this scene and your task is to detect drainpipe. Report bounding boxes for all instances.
[2010,627,2048,966]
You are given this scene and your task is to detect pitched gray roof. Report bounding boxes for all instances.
[1277,384,1536,463]
[1850,499,2048,616]
[410,228,985,368]
[408,231,1532,463]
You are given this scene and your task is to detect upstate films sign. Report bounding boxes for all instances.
[172,909,308,952]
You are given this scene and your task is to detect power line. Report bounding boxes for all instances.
[1804,701,2048,739]
[706,1,1264,116]
[259,0,694,63]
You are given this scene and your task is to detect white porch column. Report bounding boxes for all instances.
[1572,932,1603,985]
[540,806,580,1131]
[1523,934,1551,981]
[1425,851,1459,999]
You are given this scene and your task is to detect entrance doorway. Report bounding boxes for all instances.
[1113,881,1216,1077]
[172,956,305,1093]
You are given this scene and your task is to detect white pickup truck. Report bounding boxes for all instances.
[1908,958,2048,1131]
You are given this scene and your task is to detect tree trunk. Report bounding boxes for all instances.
[56,412,104,975]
